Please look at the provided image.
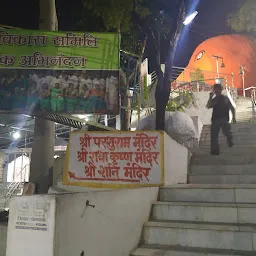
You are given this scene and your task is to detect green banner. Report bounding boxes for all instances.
[0,29,119,70]
[0,29,120,115]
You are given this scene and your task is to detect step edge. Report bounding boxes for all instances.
[188,174,256,177]
[160,184,256,189]
[145,221,256,232]
[131,245,256,256]
[190,164,256,167]
[153,201,256,208]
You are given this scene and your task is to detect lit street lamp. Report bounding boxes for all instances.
[12,131,21,140]
[183,11,198,26]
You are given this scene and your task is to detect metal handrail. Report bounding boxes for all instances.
[171,78,226,92]
[150,66,233,82]
[251,92,256,123]
[4,164,28,207]
[172,65,232,77]
[6,164,28,189]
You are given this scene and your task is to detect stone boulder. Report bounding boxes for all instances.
[138,111,199,148]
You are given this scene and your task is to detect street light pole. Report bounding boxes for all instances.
[216,58,219,78]
[212,55,224,79]
[231,72,234,88]
[240,66,246,97]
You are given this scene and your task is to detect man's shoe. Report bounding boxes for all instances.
[211,151,219,156]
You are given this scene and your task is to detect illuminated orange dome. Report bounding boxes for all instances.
[177,34,256,90]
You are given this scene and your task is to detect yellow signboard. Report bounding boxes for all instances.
[63,131,165,188]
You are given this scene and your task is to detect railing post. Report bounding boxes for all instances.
[231,72,234,88]
[252,92,256,122]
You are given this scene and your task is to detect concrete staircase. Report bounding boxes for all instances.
[236,97,254,123]
[189,123,256,185]
[131,122,256,256]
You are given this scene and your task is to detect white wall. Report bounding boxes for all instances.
[6,195,56,256]
[53,156,65,186]
[164,133,190,185]
[55,188,158,256]
[184,92,213,125]
[0,224,7,256]
[191,116,203,142]
[185,90,235,125]
[6,188,158,256]
[49,184,112,193]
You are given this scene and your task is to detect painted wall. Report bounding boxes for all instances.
[177,34,256,90]
[6,188,158,256]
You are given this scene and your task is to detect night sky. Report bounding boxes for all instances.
[1,0,242,67]
[174,0,240,66]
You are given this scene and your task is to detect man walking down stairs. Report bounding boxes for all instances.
[131,123,256,256]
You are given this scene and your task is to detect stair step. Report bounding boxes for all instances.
[200,131,255,136]
[131,246,255,256]
[236,114,252,116]
[159,185,256,203]
[201,123,256,129]
[143,221,256,251]
[236,114,253,118]
[133,121,256,256]
[198,145,256,151]
[200,140,256,147]
[190,164,256,175]
[152,201,256,224]
[200,138,256,146]
[200,135,256,142]
[191,155,256,165]
[200,137,256,144]
[191,148,256,156]
[189,174,256,184]
[201,128,256,134]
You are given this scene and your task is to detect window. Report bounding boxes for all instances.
[195,50,205,61]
